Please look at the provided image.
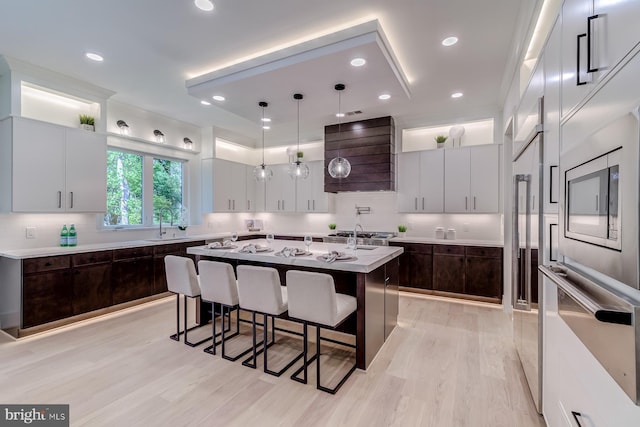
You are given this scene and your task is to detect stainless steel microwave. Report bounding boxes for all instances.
[565,149,621,250]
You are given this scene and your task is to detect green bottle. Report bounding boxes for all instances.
[60,225,69,247]
[68,224,77,247]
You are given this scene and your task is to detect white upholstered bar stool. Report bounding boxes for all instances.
[286,270,357,394]
[236,265,304,376]
[198,260,253,361]
[164,255,209,347]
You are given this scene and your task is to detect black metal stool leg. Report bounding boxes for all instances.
[169,293,181,341]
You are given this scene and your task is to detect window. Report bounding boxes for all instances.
[104,150,185,228]
[153,158,183,224]
[105,151,143,226]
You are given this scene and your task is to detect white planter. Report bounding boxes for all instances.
[80,124,95,132]
[398,232,406,238]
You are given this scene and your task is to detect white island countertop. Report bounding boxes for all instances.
[187,239,404,274]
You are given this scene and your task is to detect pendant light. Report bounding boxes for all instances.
[288,93,310,180]
[328,83,351,179]
[253,101,273,182]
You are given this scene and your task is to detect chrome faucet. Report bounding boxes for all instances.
[354,222,363,244]
[158,207,174,239]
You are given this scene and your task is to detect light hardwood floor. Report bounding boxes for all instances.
[0,293,544,427]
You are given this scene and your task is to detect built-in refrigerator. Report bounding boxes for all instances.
[512,97,544,413]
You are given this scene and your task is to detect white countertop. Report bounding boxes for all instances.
[187,239,404,274]
[390,236,504,247]
[0,231,502,259]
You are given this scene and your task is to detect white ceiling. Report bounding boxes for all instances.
[0,0,525,147]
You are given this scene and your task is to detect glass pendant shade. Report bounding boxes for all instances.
[288,160,310,179]
[328,156,351,178]
[328,83,351,179]
[254,163,273,182]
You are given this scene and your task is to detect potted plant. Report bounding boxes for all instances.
[79,114,95,132]
[397,224,407,237]
[434,135,447,148]
[297,151,304,159]
[328,223,337,231]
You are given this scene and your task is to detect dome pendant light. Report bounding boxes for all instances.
[253,101,273,182]
[328,83,351,179]
[288,93,310,180]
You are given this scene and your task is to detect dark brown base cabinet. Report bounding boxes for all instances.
[20,241,205,330]
[391,242,503,300]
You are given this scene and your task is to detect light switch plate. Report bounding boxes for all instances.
[26,227,36,239]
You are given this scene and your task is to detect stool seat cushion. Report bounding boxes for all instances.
[237,265,288,315]
[165,255,201,297]
[286,270,357,327]
[198,261,239,306]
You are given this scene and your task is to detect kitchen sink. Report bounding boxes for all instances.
[356,245,378,250]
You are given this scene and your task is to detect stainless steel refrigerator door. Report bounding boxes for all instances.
[512,133,543,414]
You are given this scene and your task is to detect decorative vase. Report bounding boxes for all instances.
[398,232,406,238]
[437,142,444,149]
[80,124,95,132]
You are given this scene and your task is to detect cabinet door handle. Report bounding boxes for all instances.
[69,191,74,209]
[577,33,587,85]
[233,199,235,210]
[465,196,468,210]
[313,200,315,210]
[247,200,250,211]
[277,200,280,210]
[422,197,425,210]
[415,197,418,211]
[308,200,310,210]
[57,191,62,209]
[571,411,583,427]
[587,14,601,73]
[595,194,599,211]
[473,196,476,210]
[282,200,285,210]
[228,199,231,210]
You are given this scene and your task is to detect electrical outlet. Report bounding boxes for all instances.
[25,227,36,239]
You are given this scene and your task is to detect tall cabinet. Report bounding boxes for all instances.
[0,116,107,213]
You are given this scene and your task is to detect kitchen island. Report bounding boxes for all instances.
[187,239,403,370]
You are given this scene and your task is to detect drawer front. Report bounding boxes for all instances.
[465,246,502,258]
[433,245,465,255]
[23,256,71,274]
[153,243,185,255]
[406,243,433,254]
[113,246,154,260]
[72,251,113,266]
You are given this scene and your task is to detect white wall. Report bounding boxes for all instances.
[402,119,495,152]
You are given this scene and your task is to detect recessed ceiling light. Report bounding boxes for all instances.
[262,125,271,130]
[442,36,459,47]
[200,100,211,105]
[85,52,104,62]
[336,113,345,118]
[261,118,271,122]
[378,94,391,100]
[212,95,225,101]
[350,58,366,67]
[194,0,214,12]
[451,92,463,98]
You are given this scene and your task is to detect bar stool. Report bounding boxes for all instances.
[286,270,357,394]
[164,255,209,347]
[198,260,253,361]
[236,265,304,377]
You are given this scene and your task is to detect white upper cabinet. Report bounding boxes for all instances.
[266,164,296,212]
[211,159,248,212]
[562,0,640,118]
[397,150,444,213]
[1,117,106,213]
[295,161,330,213]
[444,145,500,213]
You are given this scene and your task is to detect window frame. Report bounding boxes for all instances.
[102,147,187,230]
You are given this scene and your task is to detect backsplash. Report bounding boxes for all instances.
[0,192,503,251]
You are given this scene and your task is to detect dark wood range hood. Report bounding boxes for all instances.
[324,116,395,192]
